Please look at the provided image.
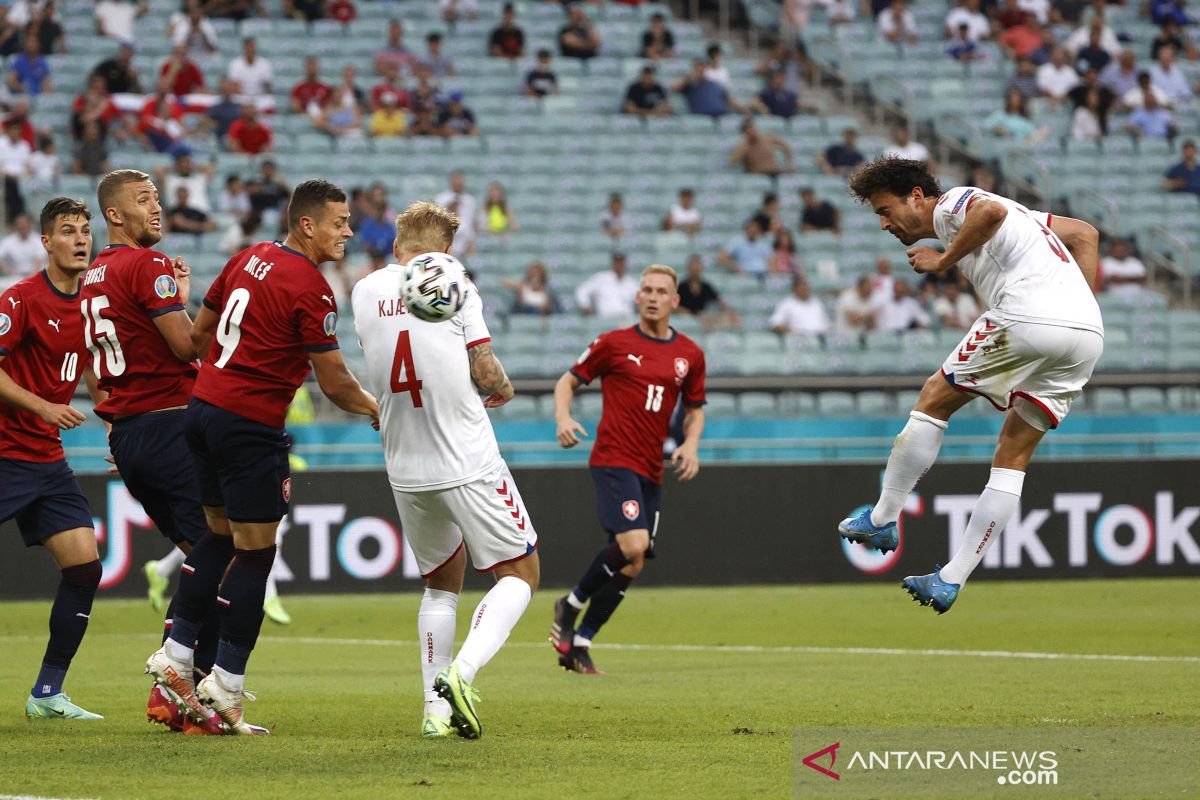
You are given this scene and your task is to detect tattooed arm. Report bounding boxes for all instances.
[468,340,515,408]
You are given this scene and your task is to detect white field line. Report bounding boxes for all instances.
[0,633,1196,664]
[0,795,100,800]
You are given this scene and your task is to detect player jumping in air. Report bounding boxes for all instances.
[550,264,706,674]
[145,180,379,734]
[839,157,1103,613]
[0,198,103,720]
[352,202,537,740]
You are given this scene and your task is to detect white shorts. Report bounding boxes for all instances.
[941,313,1104,431]
[391,461,538,578]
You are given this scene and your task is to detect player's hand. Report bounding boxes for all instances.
[671,442,700,482]
[483,390,512,408]
[105,454,119,475]
[172,256,191,304]
[557,417,588,448]
[906,246,944,274]
[39,402,86,430]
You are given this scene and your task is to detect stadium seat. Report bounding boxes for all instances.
[816,391,856,416]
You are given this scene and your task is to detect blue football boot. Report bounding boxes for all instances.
[838,506,899,553]
[901,566,960,614]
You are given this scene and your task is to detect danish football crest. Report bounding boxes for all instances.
[281,477,291,502]
[622,500,639,520]
[674,357,689,379]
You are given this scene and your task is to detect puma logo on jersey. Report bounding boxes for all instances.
[627,354,644,367]
[321,294,334,306]
[152,257,167,267]
[7,297,18,308]
[47,319,60,332]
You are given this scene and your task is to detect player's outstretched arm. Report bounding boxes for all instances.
[1048,214,1100,289]
[671,405,705,481]
[309,348,380,425]
[909,198,1008,274]
[0,357,85,430]
[553,371,588,448]
[467,340,515,408]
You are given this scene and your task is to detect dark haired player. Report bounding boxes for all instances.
[839,157,1103,613]
[83,168,225,734]
[550,264,706,674]
[145,179,379,734]
[0,198,103,720]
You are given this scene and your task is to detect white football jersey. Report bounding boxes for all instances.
[352,264,502,491]
[932,186,1103,336]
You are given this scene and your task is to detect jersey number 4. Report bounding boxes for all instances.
[81,296,126,376]
[390,329,424,408]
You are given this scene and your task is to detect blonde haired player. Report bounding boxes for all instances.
[351,201,538,740]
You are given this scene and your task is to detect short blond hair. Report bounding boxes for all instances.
[394,201,459,257]
[641,263,678,288]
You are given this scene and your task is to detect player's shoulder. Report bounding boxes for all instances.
[672,329,705,355]
[936,186,984,212]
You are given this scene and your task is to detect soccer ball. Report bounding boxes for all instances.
[402,252,468,322]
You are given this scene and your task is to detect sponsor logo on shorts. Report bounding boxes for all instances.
[622,500,640,521]
[154,274,178,299]
[0,313,9,336]
[323,311,337,336]
[282,477,291,502]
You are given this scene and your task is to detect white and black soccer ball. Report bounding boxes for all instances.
[402,252,469,323]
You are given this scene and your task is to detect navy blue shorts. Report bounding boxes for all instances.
[185,399,291,524]
[0,458,94,547]
[110,408,209,546]
[590,466,661,557]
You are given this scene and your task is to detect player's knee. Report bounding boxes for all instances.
[62,558,102,590]
[621,557,644,578]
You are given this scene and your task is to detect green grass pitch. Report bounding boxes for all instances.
[0,579,1197,799]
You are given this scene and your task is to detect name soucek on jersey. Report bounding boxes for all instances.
[0,271,87,461]
[570,325,706,485]
[80,244,196,420]
[193,241,341,429]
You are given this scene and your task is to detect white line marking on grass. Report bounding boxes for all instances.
[257,636,1200,665]
[0,795,100,800]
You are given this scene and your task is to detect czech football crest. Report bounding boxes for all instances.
[281,477,291,502]
[622,500,639,520]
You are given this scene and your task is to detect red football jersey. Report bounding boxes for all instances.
[193,241,340,428]
[0,272,88,462]
[570,325,706,484]
[81,244,196,420]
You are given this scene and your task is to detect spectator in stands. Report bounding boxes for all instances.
[1152,18,1197,61]
[95,0,146,43]
[834,276,880,335]
[248,159,289,218]
[166,186,217,236]
[135,95,191,157]
[559,6,600,61]
[717,218,773,277]
[440,0,478,26]
[995,0,1029,30]
[0,213,45,280]
[317,68,365,138]
[968,162,999,193]
[876,0,918,45]
[409,108,440,138]
[368,93,406,138]
[944,0,989,42]
[770,228,801,274]
[868,255,894,304]
[932,280,980,330]
[1163,139,1200,195]
[1099,238,1149,298]
[753,192,783,236]
[227,37,273,101]
[282,0,323,21]
[753,70,818,118]
[8,34,51,96]
[944,24,983,63]
[998,13,1043,60]
[1071,22,1115,74]
[228,104,273,154]
[205,2,266,23]
[523,49,559,98]
[983,87,1044,145]
[731,118,794,178]
[328,0,356,23]
[623,66,671,117]
[291,56,332,115]
[704,44,733,92]
[1037,47,1080,107]
[1072,69,1117,120]
[206,78,242,143]
[601,192,628,240]
[1121,70,1171,111]
[576,252,638,317]
[71,74,119,140]
[481,181,518,236]
[356,199,396,264]
[1126,90,1178,140]
[219,209,261,256]
[71,120,109,176]
[771,278,829,336]
[673,58,739,117]
[160,45,205,97]
[490,4,525,61]
[819,127,864,175]
[370,63,408,112]
[641,13,676,60]
[875,279,930,332]
[156,152,212,214]
[503,261,558,316]
[421,33,456,80]
[0,8,21,58]
[678,255,737,327]
[438,92,478,137]
[170,1,218,61]
[1006,57,1040,101]
[1071,86,1109,140]
[662,188,702,236]
[881,123,931,163]
[29,2,64,55]
[27,133,58,192]
[435,170,477,258]
[218,174,251,221]
[1101,49,1141,98]
[1149,45,1194,107]
[799,187,840,234]
[375,20,416,76]
[756,41,807,96]
[1151,0,1195,26]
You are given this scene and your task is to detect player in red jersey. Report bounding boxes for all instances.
[0,198,105,720]
[145,179,379,735]
[549,264,706,674]
[84,168,229,734]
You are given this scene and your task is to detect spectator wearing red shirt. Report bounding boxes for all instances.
[999,14,1044,60]
[370,62,410,112]
[160,45,205,97]
[71,75,120,139]
[290,56,332,115]
[5,98,38,149]
[329,0,356,23]
[227,104,272,155]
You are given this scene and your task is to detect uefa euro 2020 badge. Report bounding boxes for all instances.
[323,311,337,336]
[0,312,9,336]
[154,274,178,300]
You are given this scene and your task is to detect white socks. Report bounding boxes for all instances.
[940,468,1025,586]
[872,411,949,526]
[264,524,287,600]
[212,664,244,693]
[163,636,195,667]
[453,576,532,685]
[156,547,185,579]
[419,588,458,717]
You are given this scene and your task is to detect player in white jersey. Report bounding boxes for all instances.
[351,201,537,739]
[838,157,1104,613]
